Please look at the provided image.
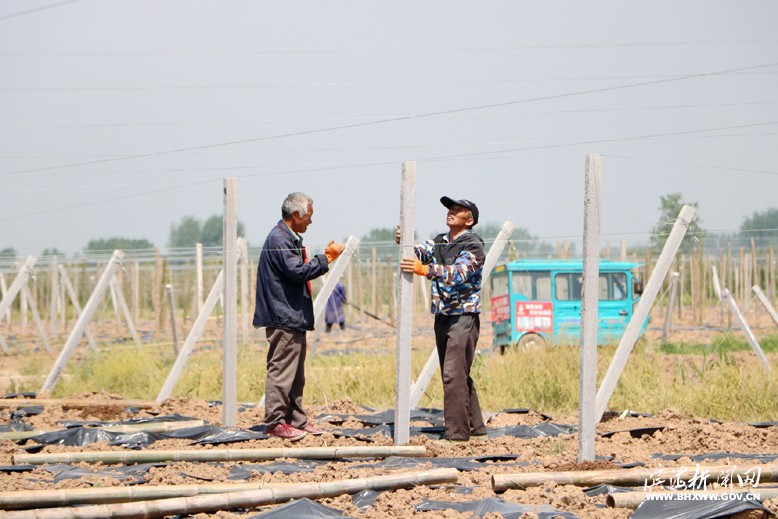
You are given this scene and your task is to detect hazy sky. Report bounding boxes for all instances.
[1,1,777,257]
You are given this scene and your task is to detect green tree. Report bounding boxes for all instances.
[740,208,778,248]
[41,248,65,257]
[649,193,704,253]
[169,216,203,248]
[360,227,401,259]
[0,247,16,257]
[477,222,555,259]
[84,237,154,252]
[169,215,246,248]
[201,215,246,247]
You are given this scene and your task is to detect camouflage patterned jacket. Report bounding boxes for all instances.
[414,230,485,315]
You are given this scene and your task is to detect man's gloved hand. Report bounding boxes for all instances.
[400,257,429,277]
[325,240,345,263]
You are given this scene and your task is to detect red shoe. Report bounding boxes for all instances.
[301,423,325,435]
[267,423,306,441]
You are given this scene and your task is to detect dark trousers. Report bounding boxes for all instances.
[434,314,487,440]
[264,327,309,429]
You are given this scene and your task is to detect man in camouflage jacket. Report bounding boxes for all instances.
[399,196,487,441]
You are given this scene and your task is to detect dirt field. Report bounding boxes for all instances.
[1,304,777,518]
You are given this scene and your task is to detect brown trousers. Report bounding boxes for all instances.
[264,327,309,429]
[434,314,487,440]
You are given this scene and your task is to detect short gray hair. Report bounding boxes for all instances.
[281,192,312,219]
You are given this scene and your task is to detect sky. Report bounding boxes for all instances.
[1,1,777,257]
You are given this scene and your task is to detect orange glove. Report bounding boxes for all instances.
[325,240,345,263]
[400,257,429,277]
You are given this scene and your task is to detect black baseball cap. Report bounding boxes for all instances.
[440,196,479,226]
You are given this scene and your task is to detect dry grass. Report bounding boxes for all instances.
[12,331,777,422]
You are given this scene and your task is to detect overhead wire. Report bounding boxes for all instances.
[3,59,778,178]
[1,38,776,56]
[0,0,79,21]
[3,70,778,92]
[1,100,777,131]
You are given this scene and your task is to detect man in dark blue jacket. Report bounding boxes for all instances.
[253,192,344,441]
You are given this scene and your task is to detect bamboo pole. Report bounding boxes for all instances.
[14,445,427,466]
[0,398,157,409]
[0,468,456,519]
[492,463,778,492]
[607,487,778,509]
[0,480,293,510]
[0,419,205,441]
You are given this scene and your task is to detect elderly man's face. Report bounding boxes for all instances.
[446,204,474,228]
[290,203,314,234]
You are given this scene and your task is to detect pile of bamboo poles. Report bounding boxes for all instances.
[0,467,457,519]
[492,463,776,511]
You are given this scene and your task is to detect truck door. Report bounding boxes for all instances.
[553,272,582,342]
[597,272,631,342]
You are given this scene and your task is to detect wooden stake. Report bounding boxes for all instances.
[661,272,679,343]
[165,285,180,355]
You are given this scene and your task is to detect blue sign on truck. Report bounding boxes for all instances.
[490,259,645,352]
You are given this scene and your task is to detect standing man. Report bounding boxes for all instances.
[398,196,487,442]
[254,192,344,441]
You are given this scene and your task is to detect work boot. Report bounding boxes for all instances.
[267,423,306,441]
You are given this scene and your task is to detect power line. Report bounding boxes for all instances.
[2,70,777,92]
[2,100,776,131]
[0,0,79,21]
[1,38,776,56]
[4,59,778,178]
[609,155,778,177]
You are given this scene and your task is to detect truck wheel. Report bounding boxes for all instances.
[517,333,545,351]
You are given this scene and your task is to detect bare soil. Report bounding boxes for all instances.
[1,304,777,518]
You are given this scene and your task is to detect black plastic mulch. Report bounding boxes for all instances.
[583,483,634,497]
[40,462,160,484]
[415,497,580,518]
[630,495,769,519]
[600,427,666,439]
[249,498,358,518]
[228,460,335,480]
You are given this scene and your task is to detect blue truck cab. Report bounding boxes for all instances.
[490,259,645,352]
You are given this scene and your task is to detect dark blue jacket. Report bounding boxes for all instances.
[253,221,329,331]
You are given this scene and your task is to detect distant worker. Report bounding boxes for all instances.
[253,192,345,441]
[325,282,347,332]
[397,196,487,442]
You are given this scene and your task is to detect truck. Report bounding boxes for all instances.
[490,259,645,352]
